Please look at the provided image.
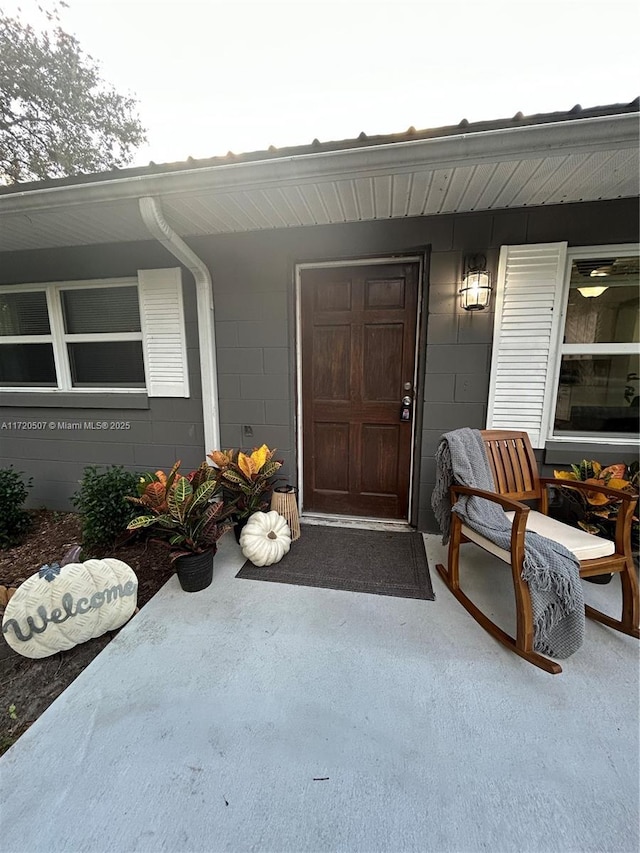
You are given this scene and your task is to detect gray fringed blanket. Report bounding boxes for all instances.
[431,428,584,659]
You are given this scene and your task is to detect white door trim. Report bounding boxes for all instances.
[295,255,424,522]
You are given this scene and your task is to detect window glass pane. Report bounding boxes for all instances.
[0,291,50,335]
[0,343,56,386]
[68,341,145,387]
[62,286,141,334]
[566,256,639,344]
[554,353,639,435]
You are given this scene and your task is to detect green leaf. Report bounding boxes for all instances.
[167,476,192,522]
[260,460,282,479]
[191,480,218,510]
[127,515,157,530]
[173,476,192,504]
[222,469,249,488]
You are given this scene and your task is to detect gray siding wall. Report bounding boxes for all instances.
[189,198,638,531]
[0,198,637,524]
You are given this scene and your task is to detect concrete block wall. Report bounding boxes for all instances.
[191,230,296,487]
[0,198,637,523]
[192,198,637,532]
[0,241,208,509]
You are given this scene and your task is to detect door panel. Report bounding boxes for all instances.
[314,423,350,492]
[301,262,419,519]
[363,324,403,400]
[313,326,351,399]
[360,423,400,493]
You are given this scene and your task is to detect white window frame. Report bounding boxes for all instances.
[0,269,189,398]
[0,278,143,393]
[547,242,639,445]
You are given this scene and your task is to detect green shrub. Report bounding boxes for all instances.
[0,467,32,549]
[71,465,140,555]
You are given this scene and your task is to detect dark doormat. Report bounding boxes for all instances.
[236,525,435,600]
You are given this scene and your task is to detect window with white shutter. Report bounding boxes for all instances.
[488,243,639,447]
[0,268,189,397]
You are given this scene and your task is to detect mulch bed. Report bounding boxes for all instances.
[0,510,174,756]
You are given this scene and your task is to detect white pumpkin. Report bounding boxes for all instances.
[240,511,291,567]
[1,559,138,659]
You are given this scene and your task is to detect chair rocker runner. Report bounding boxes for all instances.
[435,430,639,674]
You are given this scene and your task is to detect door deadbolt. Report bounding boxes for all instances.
[403,382,412,391]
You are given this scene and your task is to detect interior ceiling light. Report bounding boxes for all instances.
[575,258,615,277]
[577,285,609,298]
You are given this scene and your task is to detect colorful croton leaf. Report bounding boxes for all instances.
[553,458,637,535]
[125,459,233,557]
[554,459,633,505]
[206,444,283,519]
[208,449,235,469]
[207,444,280,482]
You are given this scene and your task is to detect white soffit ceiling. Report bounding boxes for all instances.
[0,116,638,252]
[2,199,151,252]
[162,149,638,236]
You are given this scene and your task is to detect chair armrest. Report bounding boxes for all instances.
[451,485,531,516]
[450,486,529,564]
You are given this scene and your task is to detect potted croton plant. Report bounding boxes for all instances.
[550,459,640,582]
[126,461,233,592]
[207,444,283,541]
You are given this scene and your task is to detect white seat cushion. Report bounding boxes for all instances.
[461,510,615,563]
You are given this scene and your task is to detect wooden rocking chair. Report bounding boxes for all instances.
[435,430,639,674]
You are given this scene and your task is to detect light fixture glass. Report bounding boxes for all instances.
[577,286,609,298]
[459,258,492,311]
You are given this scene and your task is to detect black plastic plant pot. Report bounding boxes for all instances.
[174,551,214,592]
[233,517,249,544]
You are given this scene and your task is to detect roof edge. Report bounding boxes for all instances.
[0,109,638,214]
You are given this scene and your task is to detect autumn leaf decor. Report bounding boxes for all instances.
[553,459,639,539]
[207,444,283,522]
[126,461,233,560]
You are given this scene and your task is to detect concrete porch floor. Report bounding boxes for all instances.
[0,532,638,853]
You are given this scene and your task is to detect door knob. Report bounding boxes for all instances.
[402,396,412,406]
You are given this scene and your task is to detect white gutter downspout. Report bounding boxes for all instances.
[139,196,220,453]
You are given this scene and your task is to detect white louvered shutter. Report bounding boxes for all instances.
[487,243,567,448]
[137,268,190,398]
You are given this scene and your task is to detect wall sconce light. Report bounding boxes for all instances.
[459,254,492,311]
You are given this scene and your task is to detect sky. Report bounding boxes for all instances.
[6,0,640,168]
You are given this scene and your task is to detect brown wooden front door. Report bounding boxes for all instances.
[300,262,419,519]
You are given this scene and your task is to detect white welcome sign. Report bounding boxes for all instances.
[2,558,138,658]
